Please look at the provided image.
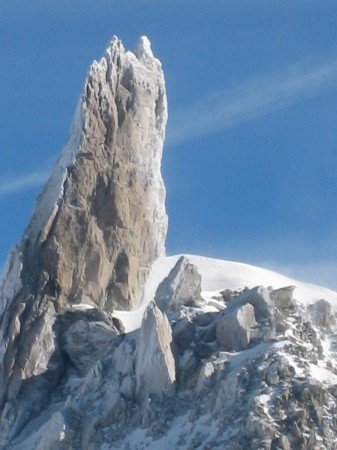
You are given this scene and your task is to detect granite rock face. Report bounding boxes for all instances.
[27,35,168,312]
[0,36,167,447]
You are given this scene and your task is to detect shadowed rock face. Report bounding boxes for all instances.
[0,36,167,446]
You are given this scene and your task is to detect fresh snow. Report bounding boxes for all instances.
[310,363,337,385]
[229,340,290,372]
[114,254,337,332]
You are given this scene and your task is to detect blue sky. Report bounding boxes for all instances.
[1,1,337,289]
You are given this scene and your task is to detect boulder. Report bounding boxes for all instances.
[235,286,276,341]
[216,303,257,351]
[236,286,273,321]
[154,256,201,312]
[308,299,335,329]
[64,320,121,375]
[270,286,295,310]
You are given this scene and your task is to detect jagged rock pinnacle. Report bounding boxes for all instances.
[0,35,167,446]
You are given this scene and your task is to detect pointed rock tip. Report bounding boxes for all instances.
[135,35,154,59]
[110,35,120,44]
[107,35,125,52]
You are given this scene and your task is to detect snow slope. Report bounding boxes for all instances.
[114,254,337,332]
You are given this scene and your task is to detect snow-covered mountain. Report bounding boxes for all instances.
[1,36,337,450]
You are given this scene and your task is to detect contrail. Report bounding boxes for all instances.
[167,55,337,146]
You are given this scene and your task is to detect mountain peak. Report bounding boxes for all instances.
[0,35,168,447]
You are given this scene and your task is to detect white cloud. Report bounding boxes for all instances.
[0,170,50,198]
[168,55,337,146]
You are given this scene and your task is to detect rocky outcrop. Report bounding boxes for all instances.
[135,303,176,400]
[0,36,167,447]
[154,256,201,312]
[214,286,278,353]
[2,269,337,449]
[308,299,335,330]
[270,285,295,310]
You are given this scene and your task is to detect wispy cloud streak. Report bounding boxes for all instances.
[168,56,337,146]
[0,170,50,198]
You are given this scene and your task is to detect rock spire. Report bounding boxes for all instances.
[0,35,167,446]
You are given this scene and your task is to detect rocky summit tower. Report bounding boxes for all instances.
[2,35,337,450]
[0,36,167,446]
